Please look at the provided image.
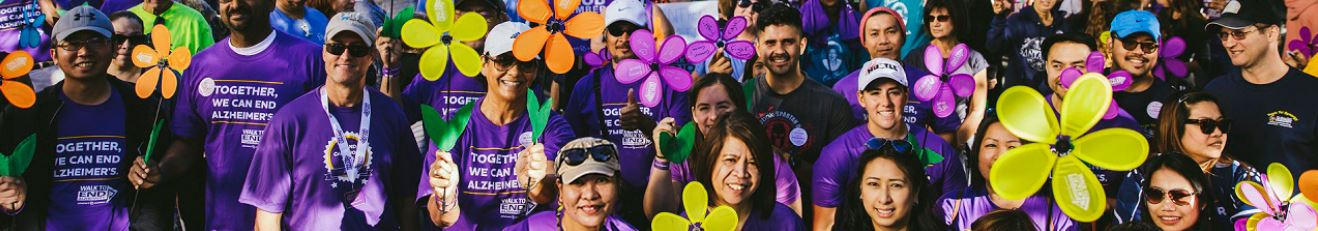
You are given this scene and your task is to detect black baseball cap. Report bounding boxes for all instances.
[1206,0,1283,30]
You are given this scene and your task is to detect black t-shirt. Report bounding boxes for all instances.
[1114,77,1175,137]
[747,75,861,166]
[1205,68,1318,173]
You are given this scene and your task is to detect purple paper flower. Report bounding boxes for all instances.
[685,15,756,63]
[1059,52,1131,120]
[1154,36,1187,80]
[1289,27,1318,58]
[615,29,692,108]
[912,44,976,118]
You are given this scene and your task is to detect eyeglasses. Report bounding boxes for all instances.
[111,34,148,47]
[737,0,766,12]
[865,138,913,153]
[606,22,642,37]
[1184,118,1231,134]
[487,55,540,72]
[1120,39,1159,53]
[559,145,617,166]
[56,37,110,51]
[926,15,951,22]
[1146,188,1197,206]
[325,43,371,57]
[1218,26,1262,42]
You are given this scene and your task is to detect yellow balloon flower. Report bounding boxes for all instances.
[402,0,487,81]
[132,24,191,99]
[1235,163,1317,231]
[652,183,740,231]
[990,73,1149,222]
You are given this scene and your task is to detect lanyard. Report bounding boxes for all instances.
[321,87,372,183]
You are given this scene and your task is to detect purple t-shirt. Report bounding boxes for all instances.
[937,187,1077,231]
[670,152,800,207]
[564,65,690,191]
[49,88,130,230]
[239,88,421,230]
[401,64,486,122]
[417,98,576,230]
[501,211,638,231]
[0,0,51,62]
[172,31,326,231]
[833,66,962,134]
[812,125,965,208]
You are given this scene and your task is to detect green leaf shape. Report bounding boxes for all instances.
[660,123,697,163]
[915,147,944,167]
[421,102,475,152]
[144,120,164,162]
[742,79,756,109]
[527,89,553,142]
[382,7,416,38]
[0,134,36,176]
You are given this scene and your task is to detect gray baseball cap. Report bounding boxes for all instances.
[52,5,113,42]
[326,12,378,45]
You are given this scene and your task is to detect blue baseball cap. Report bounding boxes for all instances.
[1110,10,1160,40]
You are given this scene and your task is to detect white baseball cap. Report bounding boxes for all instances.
[858,58,907,91]
[484,22,531,58]
[604,0,648,27]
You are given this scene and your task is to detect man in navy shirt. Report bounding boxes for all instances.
[1204,0,1318,173]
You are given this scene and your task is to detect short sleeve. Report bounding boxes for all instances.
[238,114,296,213]
[774,154,800,206]
[541,113,577,159]
[811,138,853,207]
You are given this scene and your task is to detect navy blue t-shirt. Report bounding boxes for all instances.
[1204,68,1318,174]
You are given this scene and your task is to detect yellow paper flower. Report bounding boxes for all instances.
[990,73,1149,222]
[132,24,190,99]
[652,183,739,231]
[402,0,487,80]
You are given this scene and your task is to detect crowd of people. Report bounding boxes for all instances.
[0,0,1316,230]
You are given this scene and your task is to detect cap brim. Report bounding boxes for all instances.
[1206,16,1253,30]
[56,27,112,42]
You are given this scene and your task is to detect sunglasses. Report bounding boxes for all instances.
[1120,39,1159,53]
[559,145,617,166]
[1217,26,1261,42]
[738,0,767,12]
[865,138,913,153]
[1184,118,1231,134]
[1145,188,1197,206]
[487,55,541,72]
[112,34,148,47]
[325,43,371,57]
[926,15,951,22]
[607,22,642,37]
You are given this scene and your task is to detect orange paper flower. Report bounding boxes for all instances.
[0,51,36,109]
[132,24,191,99]
[512,0,604,74]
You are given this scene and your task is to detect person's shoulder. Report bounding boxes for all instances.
[271,89,323,119]
[802,79,848,102]
[827,125,871,146]
[1204,71,1243,92]
[274,32,323,53]
[500,211,555,231]
[1284,68,1318,87]
[168,2,208,18]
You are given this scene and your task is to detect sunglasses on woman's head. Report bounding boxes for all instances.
[325,43,371,57]
[1145,188,1196,206]
[559,145,617,166]
[866,138,912,153]
[1184,118,1231,134]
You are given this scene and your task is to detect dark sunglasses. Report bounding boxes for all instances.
[487,55,541,72]
[559,145,617,166]
[325,43,371,57]
[112,34,148,46]
[738,0,767,12]
[1145,188,1197,206]
[926,15,951,22]
[866,138,913,153]
[1184,118,1231,134]
[1120,39,1159,53]
[606,22,642,37]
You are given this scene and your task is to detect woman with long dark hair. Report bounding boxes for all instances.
[1136,154,1216,231]
[832,146,946,231]
[690,111,804,230]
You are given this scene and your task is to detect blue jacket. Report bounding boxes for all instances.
[1113,159,1261,229]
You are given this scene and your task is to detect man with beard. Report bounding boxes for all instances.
[743,4,859,226]
[1108,10,1174,137]
[126,0,327,229]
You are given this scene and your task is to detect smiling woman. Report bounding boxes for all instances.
[693,111,804,230]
